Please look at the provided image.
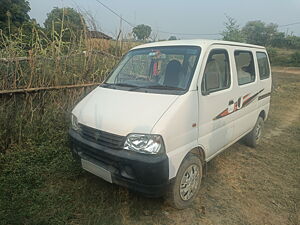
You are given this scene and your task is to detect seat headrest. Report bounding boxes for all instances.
[164,60,182,87]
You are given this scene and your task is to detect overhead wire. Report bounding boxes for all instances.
[278,21,300,27]
[93,0,221,36]
[93,0,299,37]
[94,0,135,28]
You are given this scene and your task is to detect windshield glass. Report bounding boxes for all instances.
[104,46,201,94]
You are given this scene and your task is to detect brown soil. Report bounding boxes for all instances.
[120,69,300,225]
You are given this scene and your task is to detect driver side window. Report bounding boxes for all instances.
[202,49,231,94]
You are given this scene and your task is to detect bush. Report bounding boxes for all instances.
[266,47,277,64]
[266,47,288,66]
[289,51,300,66]
[266,47,300,67]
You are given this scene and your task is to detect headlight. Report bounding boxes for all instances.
[71,114,80,131]
[124,134,165,154]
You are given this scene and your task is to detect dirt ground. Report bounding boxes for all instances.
[0,68,299,225]
[117,68,300,225]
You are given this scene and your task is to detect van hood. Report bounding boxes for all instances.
[72,87,179,136]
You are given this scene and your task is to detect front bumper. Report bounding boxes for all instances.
[69,129,169,197]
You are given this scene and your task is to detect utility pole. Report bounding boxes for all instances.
[115,16,123,56]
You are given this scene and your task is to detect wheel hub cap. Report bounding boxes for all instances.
[179,165,199,201]
[255,122,262,141]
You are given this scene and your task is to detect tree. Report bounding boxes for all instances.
[285,35,300,49]
[269,32,286,48]
[290,51,300,66]
[0,0,31,34]
[221,16,244,42]
[168,36,177,40]
[132,24,152,40]
[242,21,278,46]
[44,7,86,42]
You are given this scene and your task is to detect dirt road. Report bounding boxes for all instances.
[0,68,299,225]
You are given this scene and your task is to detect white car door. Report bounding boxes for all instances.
[198,46,236,160]
[231,49,262,139]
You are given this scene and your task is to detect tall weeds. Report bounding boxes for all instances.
[0,21,135,152]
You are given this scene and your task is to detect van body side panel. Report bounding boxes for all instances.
[197,45,236,159]
[151,91,199,179]
[196,46,271,162]
[197,88,236,159]
[229,48,261,141]
[256,51,272,120]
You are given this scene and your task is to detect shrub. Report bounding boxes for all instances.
[289,51,300,66]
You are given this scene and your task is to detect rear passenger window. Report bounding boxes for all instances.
[234,51,256,85]
[256,52,270,79]
[202,49,231,94]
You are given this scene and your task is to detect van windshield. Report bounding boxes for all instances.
[104,46,201,94]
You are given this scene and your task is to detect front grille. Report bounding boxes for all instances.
[79,124,125,149]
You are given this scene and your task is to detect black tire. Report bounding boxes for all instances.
[244,116,264,148]
[166,153,202,209]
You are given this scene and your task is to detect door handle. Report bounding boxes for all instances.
[229,100,234,105]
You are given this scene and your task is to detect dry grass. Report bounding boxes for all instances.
[0,25,130,151]
[272,66,300,74]
[0,69,299,225]
[86,38,139,54]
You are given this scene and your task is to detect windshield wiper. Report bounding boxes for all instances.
[129,85,184,91]
[114,83,138,87]
[100,83,116,88]
[102,83,184,91]
[101,83,138,88]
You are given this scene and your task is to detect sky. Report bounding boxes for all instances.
[27,0,300,40]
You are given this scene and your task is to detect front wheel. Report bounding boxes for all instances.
[166,153,202,209]
[244,116,264,148]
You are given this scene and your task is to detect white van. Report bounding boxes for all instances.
[69,39,271,209]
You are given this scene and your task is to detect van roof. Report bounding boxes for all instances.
[132,39,265,50]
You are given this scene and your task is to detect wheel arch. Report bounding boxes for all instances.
[173,146,206,180]
[189,146,206,165]
[259,110,266,121]
[168,145,207,180]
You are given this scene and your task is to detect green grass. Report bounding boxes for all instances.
[0,125,120,225]
[0,111,166,225]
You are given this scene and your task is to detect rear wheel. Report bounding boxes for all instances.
[166,153,202,209]
[244,116,264,148]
